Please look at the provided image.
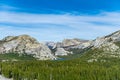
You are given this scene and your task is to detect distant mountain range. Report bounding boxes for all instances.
[0,30,120,61]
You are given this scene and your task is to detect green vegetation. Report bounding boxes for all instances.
[114,41,120,47]
[80,48,104,60]
[0,48,120,80]
[58,48,84,60]
[1,58,120,80]
[58,47,92,60]
[0,53,36,61]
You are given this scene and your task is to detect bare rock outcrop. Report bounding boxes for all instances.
[46,38,90,56]
[0,35,56,60]
[55,48,72,56]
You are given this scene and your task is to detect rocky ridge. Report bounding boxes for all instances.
[45,30,120,60]
[91,31,120,57]
[1,30,120,61]
[0,35,56,60]
[45,38,91,56]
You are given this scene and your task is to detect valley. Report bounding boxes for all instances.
[0,30,120,80]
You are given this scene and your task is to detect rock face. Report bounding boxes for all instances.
[55,48,72,56]
[61,39,91,50]
[62,38,87,47]
[86,30,120,62]
[0,35,56,60]
[46,39,90,56]
[92,30,120,49]
[45,30,120,60]
[2,30,120,60]
[92,30,120,47]
[45,42,56,49]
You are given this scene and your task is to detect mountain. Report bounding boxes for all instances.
[62,38,88,47]
[45,30,120,61]
[1,31,120,80]
[85,30,120,62]
[0,35,56,60]
[45,38,90,56]
[1,30,120,61]
[60,30,120,62]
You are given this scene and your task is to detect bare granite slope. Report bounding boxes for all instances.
[0,35,56,60]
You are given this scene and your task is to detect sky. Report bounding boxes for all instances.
[0,0,120,42]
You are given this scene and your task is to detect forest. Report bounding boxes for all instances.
[0,57,120,80]
[0,48,119,80]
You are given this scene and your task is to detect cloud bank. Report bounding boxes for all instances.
[0,10,120,42]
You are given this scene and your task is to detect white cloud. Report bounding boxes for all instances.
[0,10,120,42]
[0,11,120,25]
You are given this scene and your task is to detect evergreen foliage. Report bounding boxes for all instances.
[0,53,36,61]
[0,58,120,80]
[114,41,120,47]
[0,47,120,80]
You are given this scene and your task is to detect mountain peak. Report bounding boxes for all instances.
[62,38,88,47]
[0,35,56,60]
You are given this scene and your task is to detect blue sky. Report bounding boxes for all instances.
[0,0,120,42]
